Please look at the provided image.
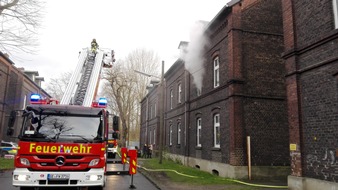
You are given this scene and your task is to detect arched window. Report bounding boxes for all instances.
[178,83,182,103]
[214,57,220,88]
[170,89,173,109]
[153,129,156,145]
[334,0,338,29]
[214,114,220,148]
[196,118,202,147]
[169,125,173,146]
[177,123,181,145]
[154,102,157,117]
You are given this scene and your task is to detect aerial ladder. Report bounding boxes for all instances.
[59,47,130,178]
[60,48,114,107]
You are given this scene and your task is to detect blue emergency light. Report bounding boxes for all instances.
[98,98,107,106]
[30,94,41,102]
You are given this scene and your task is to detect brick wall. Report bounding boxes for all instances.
[188,101,229,163]
[0,57,11,139]
[300,63,338,181]
[240,0,289,166]
[164,60,187,156]
[282,0,338,182]
[293,0,335,47]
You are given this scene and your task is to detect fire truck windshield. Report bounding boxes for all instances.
[21,114,103,142]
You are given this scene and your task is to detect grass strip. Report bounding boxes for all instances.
[139,158,236,185]
[0,158,14,170]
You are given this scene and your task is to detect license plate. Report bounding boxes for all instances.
[47,174,70,180]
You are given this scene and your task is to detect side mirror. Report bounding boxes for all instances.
[8,110,16,128]
[7,128,14,136]
[112,116,119,131]
[112,131,119,139]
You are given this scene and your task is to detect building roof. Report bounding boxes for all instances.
[205,0,240,31]
[35,76,45,81]
[0,51,15,65]
[23,70,39,75]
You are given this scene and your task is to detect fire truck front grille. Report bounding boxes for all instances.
[27,154,94,171]
[28,168,90,172]
[39,179,78,185]
[66,155,84,159]
[36,155,85,159]
[48,180,68,185]
[36,155,56,159]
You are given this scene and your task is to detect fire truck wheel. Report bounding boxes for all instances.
[88,186,103,190]
[20,187,34,190]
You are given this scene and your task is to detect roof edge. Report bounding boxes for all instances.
[0,51,15,65]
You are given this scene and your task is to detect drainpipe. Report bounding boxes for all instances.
[247,136,252,180]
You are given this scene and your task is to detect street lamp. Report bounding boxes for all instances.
[134,70,155,78]
[134,61,165,164]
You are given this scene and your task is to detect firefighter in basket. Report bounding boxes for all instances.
[91,38,99,55]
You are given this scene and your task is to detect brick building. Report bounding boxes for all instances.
[282,0,338,189]
[140,82,162,149]
[0,52,51,141]
[140,0,290,179]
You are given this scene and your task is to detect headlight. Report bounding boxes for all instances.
[89,159,100,166]
[14,174,30,181]
[20,158,30,166]
[86,175,103,181]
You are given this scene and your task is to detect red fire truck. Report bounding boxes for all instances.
[7,48,115,190]
[8,94,109,190]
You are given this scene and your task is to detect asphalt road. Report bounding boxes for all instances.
[0,158,159,190]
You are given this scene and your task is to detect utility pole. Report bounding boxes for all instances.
[159,60,164,164]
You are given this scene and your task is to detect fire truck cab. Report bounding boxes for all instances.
[7,47,114,190]
[8,97,109,190]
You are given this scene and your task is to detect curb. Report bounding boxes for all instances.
[138,167,162,190]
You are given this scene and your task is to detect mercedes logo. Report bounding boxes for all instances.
[55,156,65,166]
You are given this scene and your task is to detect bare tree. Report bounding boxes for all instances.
[44,72,72,101]
[102,48,160,147]
[0,0,45,55]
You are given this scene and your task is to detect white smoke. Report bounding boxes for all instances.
[180,21,209,92]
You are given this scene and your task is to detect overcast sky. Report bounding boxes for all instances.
[12,0,229,88]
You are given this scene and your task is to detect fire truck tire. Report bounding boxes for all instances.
[20,187,34,190]
[108,152,116,158]
[88,186,103,190]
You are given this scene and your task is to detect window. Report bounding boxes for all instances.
[170,89,173,109]
[214,114,220,148]
[178,84,182,103]
[197,118,202,147]
[23,114,102,141]
[177,123,181,145]
[169,125,173,146]
[197,88,201,96]
[149,129,152,144]
[150,104,153,119]
[154,102,157,117]
[22,95,27,109]
[153,129,156,145]
[214,57,220,88]
[334,0,338,29]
